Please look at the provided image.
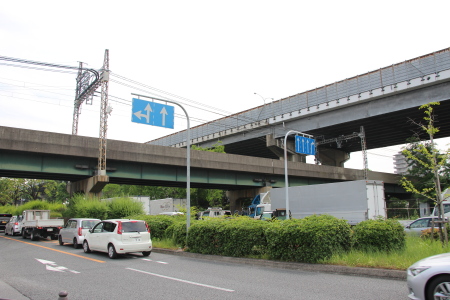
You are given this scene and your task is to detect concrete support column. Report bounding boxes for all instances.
[68,175,109,197]
[227,186,272,214]
[317,148,350,167]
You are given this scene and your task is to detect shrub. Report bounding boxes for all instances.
[187,218,226,255]
[127,214,177,239]
[352,219,406,252]
[107,197,144,219]
[65,195,109,220]
[165,221,189,247]
[265,215,351,263]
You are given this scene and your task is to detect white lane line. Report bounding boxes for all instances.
[126,268,234,292]
[142,259,168,264]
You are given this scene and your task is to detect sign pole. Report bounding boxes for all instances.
[131,93,191,232]
[284,130,315,219]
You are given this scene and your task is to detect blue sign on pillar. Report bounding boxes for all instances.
[132,98,174,129]
[295,136,316,155]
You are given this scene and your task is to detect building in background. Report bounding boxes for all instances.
[394,152,409,175]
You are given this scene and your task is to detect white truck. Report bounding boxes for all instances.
[120,197,186,215]
[270,180,386,225]
[197,207,232,219]
[21,210,64,241]
[431,188,450,217]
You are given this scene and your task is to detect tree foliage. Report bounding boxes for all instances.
[0,178,69,205]
[401,138,450,201]
[400,102,449,244]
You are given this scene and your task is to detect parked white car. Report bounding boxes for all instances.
[407,253,450,299]
[59,218,101,249]
[5,215,23,236]
[83,219,152,259]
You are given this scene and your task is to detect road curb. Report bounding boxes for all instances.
[152,248,406,280]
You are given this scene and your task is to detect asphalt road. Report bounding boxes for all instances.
[0,234,407,299]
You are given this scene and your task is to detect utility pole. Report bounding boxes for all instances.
[98,49,110,175]
[72,63,101,135]
[316,126,368,179]
[359,126,368,180]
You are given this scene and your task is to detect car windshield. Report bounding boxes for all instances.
[82,220,99,229]
[121,221,147,233]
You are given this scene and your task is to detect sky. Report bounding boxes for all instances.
[1,0,450,174]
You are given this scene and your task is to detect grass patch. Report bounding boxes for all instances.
[321,235,450,270]
[152,238,181,250]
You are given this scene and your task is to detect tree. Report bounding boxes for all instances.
[402,138,450,201]
[400,102,449,244]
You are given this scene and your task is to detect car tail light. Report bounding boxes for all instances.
[78,226,82,236]
[14,222,18,225]
[117,221,122,234]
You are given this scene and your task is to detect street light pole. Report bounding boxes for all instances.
[131,93,191,232]
[254,93,273,121]
[284,130,314,219]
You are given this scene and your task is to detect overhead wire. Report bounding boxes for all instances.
[0,55,383,157]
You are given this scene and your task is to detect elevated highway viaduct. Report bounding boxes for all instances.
[0,126,405,211]
[150,48,450,167]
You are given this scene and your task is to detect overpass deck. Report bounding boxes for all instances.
[0,126,401,192]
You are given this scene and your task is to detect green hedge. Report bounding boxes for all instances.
[165,221,190,247]
[187,217,270,257]
[127,214,181,239]
[265,215,351,263]
[352,219,405,252]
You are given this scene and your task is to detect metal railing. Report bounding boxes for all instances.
[151,47,450,147]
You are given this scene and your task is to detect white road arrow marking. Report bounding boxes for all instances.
[36,258,80,274]
[160,106,168,126]
[142,258,168,264]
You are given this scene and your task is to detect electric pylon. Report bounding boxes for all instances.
[98,49,110,175]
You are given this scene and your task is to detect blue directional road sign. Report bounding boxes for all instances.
[295,136,316,155]
[132,98,174,129]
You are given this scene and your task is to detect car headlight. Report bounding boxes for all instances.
[409,266,431,276]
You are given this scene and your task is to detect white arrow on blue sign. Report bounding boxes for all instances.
[295,136,316,155]
[132,98,174,129]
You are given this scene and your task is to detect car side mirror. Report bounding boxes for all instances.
[89,229,93,233]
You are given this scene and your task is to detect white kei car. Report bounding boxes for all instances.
[59,218,101,249]
[407,253,450,299]
[83,219,152,259]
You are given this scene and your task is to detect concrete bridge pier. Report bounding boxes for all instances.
[317,148,350,167]
[68,175,109,197]
[227,186,272,214]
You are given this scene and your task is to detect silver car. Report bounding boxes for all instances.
[407,253,450,299]
[405,217,447,236]
[59,218,100,249]
[4,215,23,236]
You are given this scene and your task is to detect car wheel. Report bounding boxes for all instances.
[426,275,450,300]
[83,240,91,253]
[11,229,15,236]
[108,244,117,259]
[142,251,151,257]
[4,229,8,235]
[22,230,27,239]
[73,238,80,249]
[58,235,64,246]
[30,231,38,241]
